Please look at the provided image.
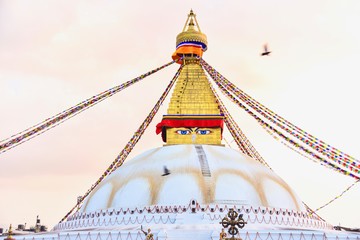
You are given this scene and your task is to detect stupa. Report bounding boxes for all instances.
[1,10,359,240]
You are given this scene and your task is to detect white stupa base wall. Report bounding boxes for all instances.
[53,203,333,232]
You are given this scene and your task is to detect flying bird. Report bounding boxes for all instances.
[162,166,171,176]
[261,44,271,56]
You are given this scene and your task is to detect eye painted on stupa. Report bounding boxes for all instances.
[176,130,192,135]
[196,129,211,135]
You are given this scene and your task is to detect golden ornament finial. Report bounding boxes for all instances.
[8,224,13,236]
[219,209,247,240]
[5,224,15,240]
[181,9,202,33]
[172,10,208,63]
[189,18,195,26]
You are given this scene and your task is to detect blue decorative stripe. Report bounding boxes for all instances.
[176,41,207,50]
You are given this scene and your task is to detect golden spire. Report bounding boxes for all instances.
[157,11,224,145]
[167,64,220,115]
[182,9,202,33]
[172,10,208,63]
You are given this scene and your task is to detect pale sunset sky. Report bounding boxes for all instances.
[0,0,359,230]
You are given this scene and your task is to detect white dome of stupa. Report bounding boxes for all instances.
[54,145,333,233]
[80,145,306,213]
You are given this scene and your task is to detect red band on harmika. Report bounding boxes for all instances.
[156,119,224,134]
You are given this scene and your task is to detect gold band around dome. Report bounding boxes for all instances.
[176,31,208,49]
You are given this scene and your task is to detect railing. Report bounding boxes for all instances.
[53,203,332,231]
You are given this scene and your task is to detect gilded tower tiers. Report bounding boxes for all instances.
[156,10,224,145]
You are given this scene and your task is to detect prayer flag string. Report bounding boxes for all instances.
[310,179,360,214]
[0,60,176,155]
[201,59,360,180]
[209,82,249,155]
[59,64,183,223]
[200,59,360,176]
[208,79,272,169]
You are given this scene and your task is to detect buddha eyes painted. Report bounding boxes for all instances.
[175,128,212,135]
[176,130,191,135]
[196,129,211,135]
